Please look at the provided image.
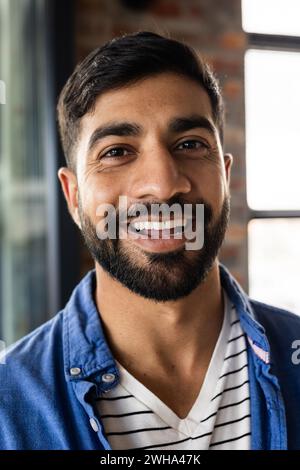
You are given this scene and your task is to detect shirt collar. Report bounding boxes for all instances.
[219,262,271,363]
[63,262,271,384]
[63,270,120,388]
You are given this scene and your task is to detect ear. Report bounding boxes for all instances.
[223,153,233,186]
[57,167,81,228]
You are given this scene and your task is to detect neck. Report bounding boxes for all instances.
[94,260,224,377]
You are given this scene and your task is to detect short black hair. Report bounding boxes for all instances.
[57,31,224,169]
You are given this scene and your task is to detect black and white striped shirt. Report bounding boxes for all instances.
[96,290,251,450]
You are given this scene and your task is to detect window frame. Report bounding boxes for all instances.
[246,32,300,221]
[245,30,300,304]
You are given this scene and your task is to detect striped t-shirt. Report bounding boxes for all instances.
[96,290,251,450]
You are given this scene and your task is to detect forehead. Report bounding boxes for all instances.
[80,72,214,137]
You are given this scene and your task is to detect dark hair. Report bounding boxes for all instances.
[57,31,224,169]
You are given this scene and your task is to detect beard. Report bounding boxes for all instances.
[78,195,230,302]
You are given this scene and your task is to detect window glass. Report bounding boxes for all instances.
[245,49,300,210]
[0,0,51,344]
[248,218,300,314]
[242,0,300,36]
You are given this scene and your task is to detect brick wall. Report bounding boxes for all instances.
[75,0,248,290]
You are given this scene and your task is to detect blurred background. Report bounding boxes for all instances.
[0,0,299,344]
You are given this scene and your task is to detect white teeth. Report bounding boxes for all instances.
[133,219,187,231]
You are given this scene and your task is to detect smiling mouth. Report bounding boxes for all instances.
[127,218,193,238]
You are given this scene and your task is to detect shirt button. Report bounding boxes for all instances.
[89,418,99,432]
[70,367,81,376]
[101,373,115,383]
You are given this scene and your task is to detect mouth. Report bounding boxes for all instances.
[124,217,195,254]
[128,217,189,238]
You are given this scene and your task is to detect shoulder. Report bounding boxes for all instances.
[249,300,300,443]
[249,298,300,346]
[1,310,65,373]
[0,312,68,449]
[0,310,66,405]
[250,298,300,327]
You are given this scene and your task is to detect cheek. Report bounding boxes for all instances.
[80,175,123,222]
[192,166,225,204]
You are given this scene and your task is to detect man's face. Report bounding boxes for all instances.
[59,72,232,301]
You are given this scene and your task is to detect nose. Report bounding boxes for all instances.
[129,144,192,201]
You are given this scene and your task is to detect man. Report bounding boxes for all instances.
[0,31,300,451]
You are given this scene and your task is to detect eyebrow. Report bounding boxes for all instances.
[87,114,216,153]
[88,122,141,153]
[169,115,216,137]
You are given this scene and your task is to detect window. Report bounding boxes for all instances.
[242,0,300,314]
[245,49,300,211]
[242,0,300,37]
[0,0,63,344]
[0,0,78,345]
[248,219,300,313]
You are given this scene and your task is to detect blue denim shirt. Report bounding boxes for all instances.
[0,263,300,450]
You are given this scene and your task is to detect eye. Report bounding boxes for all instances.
[102,147,132,159]
[176,139,208,151]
